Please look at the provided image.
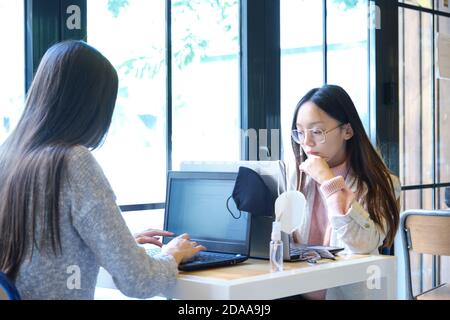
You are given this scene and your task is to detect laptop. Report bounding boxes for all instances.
[159,171,252,271]
[178,160,289,260]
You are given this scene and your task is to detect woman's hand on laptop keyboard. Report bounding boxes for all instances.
[134,229,175,247]
[162,233,207,265]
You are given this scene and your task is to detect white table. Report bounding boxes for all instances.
[96,254,397,300]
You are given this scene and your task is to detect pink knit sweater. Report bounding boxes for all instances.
[307,161,355,245]
[304,161,355,300]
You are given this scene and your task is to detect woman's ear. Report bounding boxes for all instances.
[343,124,354,140]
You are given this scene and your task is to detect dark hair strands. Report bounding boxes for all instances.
[0,40,118,279]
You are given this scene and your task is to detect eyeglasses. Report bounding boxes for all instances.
[291,123,345,145]
[302,250,322,264]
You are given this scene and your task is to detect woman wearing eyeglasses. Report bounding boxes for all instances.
[290,85,401,300]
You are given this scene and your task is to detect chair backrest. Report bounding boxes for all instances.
[400,209,450,299]
[0,272,21,300]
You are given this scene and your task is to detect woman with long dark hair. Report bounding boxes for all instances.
[0,40,204,299]
[290,84,400,299]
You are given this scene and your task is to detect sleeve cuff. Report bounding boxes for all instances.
[329,201,371,230]
[156,253,179,273]
[320,176,346,198]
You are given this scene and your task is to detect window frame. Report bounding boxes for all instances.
[396,0,450,297]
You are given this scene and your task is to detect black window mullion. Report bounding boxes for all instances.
[240,0,280,161]
[419,11,423,209]
[25,0,86,92]
[374,0,400,176]
[166,0,173,172]
[431,0,438,288]
[25,0,60,91]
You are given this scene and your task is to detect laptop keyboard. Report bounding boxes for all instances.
[184,251,241,263]
[145,247,242,264]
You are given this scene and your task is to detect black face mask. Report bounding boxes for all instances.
[227,166,276,218]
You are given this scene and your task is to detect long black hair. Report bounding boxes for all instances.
[291,85,399,247]
[0,40,119,279]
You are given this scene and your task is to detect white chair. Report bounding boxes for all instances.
[400,210,450,300]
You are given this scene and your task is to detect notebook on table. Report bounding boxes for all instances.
[148,171,252,271]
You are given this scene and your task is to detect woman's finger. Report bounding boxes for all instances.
[139,229,174,237]
[299,162,308,173]
[136,236,163,247]
[179,233,190,240]
[194,245,207,252]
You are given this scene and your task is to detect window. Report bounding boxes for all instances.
[86,0,241,236]
[87,0,167,206]
[399,1,450,297]
[87,0,240,206]
[399,8,434,190]
[123,209,164,235]
[437,14,450,184]
[434,9,450,292]
[171,0,241,169]
[280,0,324,165]
[0,0,25,144]
[280,0,371,163]
[327,0,370,130]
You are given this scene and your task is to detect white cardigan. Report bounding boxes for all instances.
[292,171,401,299]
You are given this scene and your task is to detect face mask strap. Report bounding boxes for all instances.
[277,169,281,196]
[226,195,242,219]
[286,162,294,192]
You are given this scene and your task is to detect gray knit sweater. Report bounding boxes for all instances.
[15,145,178,300]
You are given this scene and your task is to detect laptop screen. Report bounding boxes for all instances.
[163,171,251,254]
